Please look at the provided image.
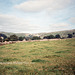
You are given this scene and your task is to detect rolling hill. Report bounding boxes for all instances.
[0,29,75,38]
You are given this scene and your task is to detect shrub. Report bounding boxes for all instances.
[32,36,41,40]
[55,34,61,38]
[0,34,7,39]
[68,34,72,38]
[73,32,75,35]
[0,34,7,42]
[5,37,10,41]
[19,37,24,41]
[0,37,2,42]
[43,35,55,39]
[10,34,18,41]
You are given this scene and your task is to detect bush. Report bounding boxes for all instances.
[0,34,7,42]
[73,32,75,35]
[5,37,10,41]
[55,34,61,38]
[19,37,24,41]
[0,34,7,39]
[10,34,18,41]
[32,36,41,40]
[68,34,72,38]
[43,35,55,39]
[0,37,2,42]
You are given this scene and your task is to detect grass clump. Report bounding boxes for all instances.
[44,55,60,58]
[3,58,18,62]
[55,50,70,53]
[32,59,47,63]
[13,48,19,50]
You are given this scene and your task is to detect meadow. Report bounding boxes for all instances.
[0,38,75,75]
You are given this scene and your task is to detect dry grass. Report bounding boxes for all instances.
[0,38,75,75]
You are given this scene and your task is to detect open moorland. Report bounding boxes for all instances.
[0,38,75,75]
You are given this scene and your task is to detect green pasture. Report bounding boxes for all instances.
[0,38,75,75]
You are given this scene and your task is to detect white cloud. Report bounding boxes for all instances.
[14,0,74,12]
[68,17,75,24]
[0,14,28,26]
[0,14,50,33]
[48,23,71,32]
[0,14,73,33]
[51,23,70,27]
[0,14,42,33]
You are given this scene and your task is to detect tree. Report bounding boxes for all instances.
[55,34,61,38]
[68,34,72,38]
[19,36,24,41]
[5,37,10,41]
[43,36,48,39]
[43,35,55,39]
[49,35,55,39]
[0,37,2,42]
[0,34,7,42]
[0,34,7,39]
[32,36,41,40]
[73,32,75,35]
[10,34,18,41]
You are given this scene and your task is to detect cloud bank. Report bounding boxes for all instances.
[0,14,72,33]
[69,17,75,24]
[0,0,75,33]
[0,14,47,33]
[14,0,74,12]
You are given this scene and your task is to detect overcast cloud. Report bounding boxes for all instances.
[0,0,75,33]
[14,0,74,12]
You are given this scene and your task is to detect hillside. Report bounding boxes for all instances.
[37,29,75,38]
[0,32,30,37]
[0,29,75,38]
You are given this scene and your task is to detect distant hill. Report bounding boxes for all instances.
[0,29,75,38]
[0,32,30,37]
[37,29,75,38]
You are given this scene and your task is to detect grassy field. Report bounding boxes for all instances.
[0,38,75,75]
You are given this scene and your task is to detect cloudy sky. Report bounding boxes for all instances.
[0,0,75,33]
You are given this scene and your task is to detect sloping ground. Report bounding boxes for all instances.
[38,29,75,37]
[0,38,75,75]
[0,29,75,37]
[0,32,30,37]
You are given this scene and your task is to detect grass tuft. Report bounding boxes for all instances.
[32,59,48,63]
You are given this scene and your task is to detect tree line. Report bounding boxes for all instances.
[0,34,41,42]
[0,32,75,42]
[43,33,74,39]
